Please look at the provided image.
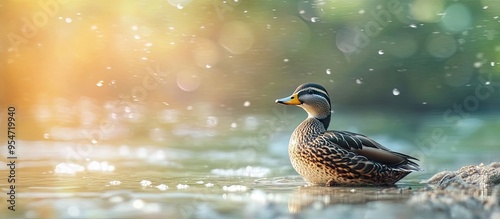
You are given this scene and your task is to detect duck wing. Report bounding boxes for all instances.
[318,130,421,172]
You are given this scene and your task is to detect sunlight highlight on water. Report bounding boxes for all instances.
[211,166,271,177]
[156,184,169,191]
[54,163,85,175]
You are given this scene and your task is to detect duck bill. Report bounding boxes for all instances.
[275,93,301,105]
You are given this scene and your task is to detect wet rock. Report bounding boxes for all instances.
[425,162,500,191]
[409,162,500,219]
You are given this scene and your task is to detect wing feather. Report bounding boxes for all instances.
[315,130,421,171]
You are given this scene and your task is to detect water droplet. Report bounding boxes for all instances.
[243,101,251,107]
[490,62,495,66]
[326,68,332,75]
[310,17,319,22]
[483,6,489,9]
[205,64,212,68]
[96,80,104,87]
[355,78,363,84]
[65,17,72,23]
[409,24,417,28]
[392,88,400,96]
[422,102,427,105]
[378,50,384,55]
[230,122,237,128]
[485,81,491,85]
[283,58,289,62]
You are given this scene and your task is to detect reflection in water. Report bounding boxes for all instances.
[287,185,414,214]
[211,166,271,178]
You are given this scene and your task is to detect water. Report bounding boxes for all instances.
[1,143,419,219]
[1,104,499,218]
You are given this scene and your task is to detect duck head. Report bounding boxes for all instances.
[275,83,332,129]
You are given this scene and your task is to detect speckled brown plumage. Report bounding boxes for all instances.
[276,83,421,186]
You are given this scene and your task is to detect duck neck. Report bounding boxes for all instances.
[300,102,331,130]
[318,114,331,130]
[291,118,327,146]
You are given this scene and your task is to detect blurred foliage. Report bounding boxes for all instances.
[1,0,499,128]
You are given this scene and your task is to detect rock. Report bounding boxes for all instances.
[408,162,500,219]
[425,162,500,191]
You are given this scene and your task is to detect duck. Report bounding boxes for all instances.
[275,83,421,186]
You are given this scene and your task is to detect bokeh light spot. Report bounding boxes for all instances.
[443,55,474,87]
[177,68,201,92]
[218,21,255,54]
[410,0,445,23]
[441,3,472,33]
[336,25,362,53]
[386,34,418,59]
[426,33,457,59]
[192,38,220,68]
